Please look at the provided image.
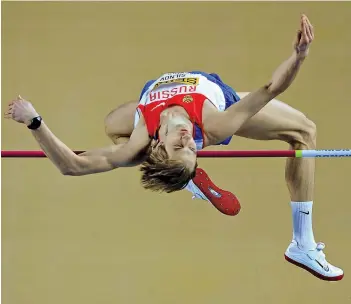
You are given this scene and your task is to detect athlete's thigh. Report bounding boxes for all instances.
[234,93,312,141]
[105,100,138,139]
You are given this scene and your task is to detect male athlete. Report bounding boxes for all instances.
[5,15,344,281]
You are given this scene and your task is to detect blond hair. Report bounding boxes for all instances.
[140,145,197,193]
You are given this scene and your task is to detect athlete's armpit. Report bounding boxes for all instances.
[69,122,151,175]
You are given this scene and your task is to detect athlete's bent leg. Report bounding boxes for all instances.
[104,100,138,144]
[104,101,240,216]
[235,93,315,204]
[234,92,343,281]
[80,101,137,157]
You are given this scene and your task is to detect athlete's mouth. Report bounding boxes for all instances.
[180,129,190,135]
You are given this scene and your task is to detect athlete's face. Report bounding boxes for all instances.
[158,125,197,171]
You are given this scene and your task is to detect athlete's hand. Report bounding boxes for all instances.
[294,14,314,58]
[4,95,40,126]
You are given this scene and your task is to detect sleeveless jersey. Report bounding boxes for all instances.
[134,71,241,150]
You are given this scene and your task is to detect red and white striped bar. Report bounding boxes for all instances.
[2,149,351,158]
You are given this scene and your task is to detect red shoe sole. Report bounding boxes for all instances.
[284,254,344,281]
[192,168,241,216]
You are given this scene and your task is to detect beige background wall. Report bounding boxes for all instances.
[2,2,350,304]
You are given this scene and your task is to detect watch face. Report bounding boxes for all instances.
[28,116,42,130]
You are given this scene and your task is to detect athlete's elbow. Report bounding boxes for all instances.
[269,87,285,96]
[60,163,85,176]
[265,81,287,97]
[60,167,80,176]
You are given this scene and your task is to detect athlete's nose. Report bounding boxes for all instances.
[181,133,191,140]
[180,134,193,147]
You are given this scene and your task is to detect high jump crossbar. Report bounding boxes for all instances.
[1,150,351,158]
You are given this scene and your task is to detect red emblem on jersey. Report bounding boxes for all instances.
[137,93,206,139]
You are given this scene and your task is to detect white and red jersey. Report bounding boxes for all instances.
[138,93,208,144]
[134,71,241,150]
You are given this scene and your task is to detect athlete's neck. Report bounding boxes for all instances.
[159,108,193,135]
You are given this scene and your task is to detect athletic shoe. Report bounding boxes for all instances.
[185,168,241,216]
[284,240,344,281]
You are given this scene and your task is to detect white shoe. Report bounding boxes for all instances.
[284,240,344,281]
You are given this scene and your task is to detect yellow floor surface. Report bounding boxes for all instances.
[2,2,351,304]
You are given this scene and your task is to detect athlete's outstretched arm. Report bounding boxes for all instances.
[4,97,151,176]
[205,14,314,143]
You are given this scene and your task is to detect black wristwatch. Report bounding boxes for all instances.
[27,116,42,130]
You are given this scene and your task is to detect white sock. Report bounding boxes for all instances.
[291,201,317,250]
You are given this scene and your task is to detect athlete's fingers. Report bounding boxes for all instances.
[300,14,305,31]
[301,21,308,43]
[305,17,314,40]
[294,15,305,48]
[303,20,312,42]
[10,100,19,107]
[301,15,313,42]
[304,18,313,42]
[4,111,13,119]
[304,15,313,29]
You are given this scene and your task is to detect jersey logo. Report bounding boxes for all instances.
[151,102,166,111]
[182,95,193,103]
[153,77,199,90]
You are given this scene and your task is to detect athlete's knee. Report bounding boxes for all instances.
[289,117,317,149]
[103,111,117,143]
[298,117,316,147]
[103,101,137,143]
[104,108,118,135]
[103,110,124,144]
